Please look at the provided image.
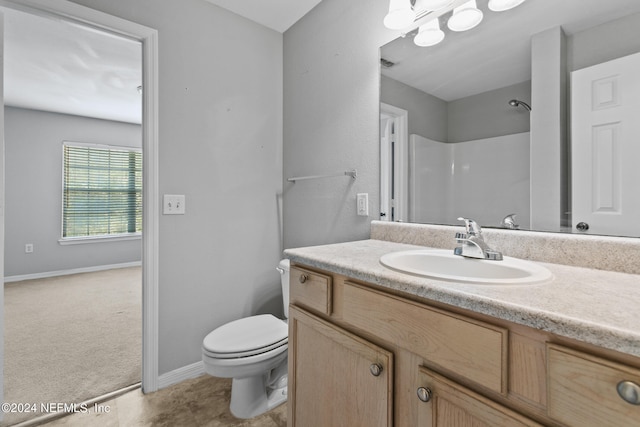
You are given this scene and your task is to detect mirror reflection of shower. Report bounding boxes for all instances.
[509,99,531,111]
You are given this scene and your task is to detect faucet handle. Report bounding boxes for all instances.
[457,217,482,236]
[501,213,519,230]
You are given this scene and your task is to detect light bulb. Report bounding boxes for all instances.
[414,19,445,47]
[383,0,416,30]
[488,0,526,12]
[447,0,483,32]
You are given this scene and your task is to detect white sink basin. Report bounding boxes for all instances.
[380,249,553,285]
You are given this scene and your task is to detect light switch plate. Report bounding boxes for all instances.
[357,193,369,216]
[163,194,186,215]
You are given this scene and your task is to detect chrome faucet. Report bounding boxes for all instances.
[454,217,503,260]
[501,213,519,230]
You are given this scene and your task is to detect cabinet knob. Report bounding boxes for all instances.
[417,387,432,402]
[617,380,640,405]
[299,274,308,283]
[370,363,383,377]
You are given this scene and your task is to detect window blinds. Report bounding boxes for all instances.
[62,143,142,238]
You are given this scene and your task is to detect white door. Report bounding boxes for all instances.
[571,52,640,237]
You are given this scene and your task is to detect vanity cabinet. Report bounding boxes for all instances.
[416,366,542,427]
[287,262,640,427]
[288,305,393,427]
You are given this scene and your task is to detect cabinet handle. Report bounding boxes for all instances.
[299,274,309,283]
[417,387,433,402]
[617,380,640,405]
[370,363,383,377]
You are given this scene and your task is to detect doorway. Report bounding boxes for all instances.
[0,0,160,421]
[380,103,408,222]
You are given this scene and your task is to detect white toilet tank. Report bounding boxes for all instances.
[278,259,290,319]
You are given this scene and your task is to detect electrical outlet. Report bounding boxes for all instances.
[357,193,369,216]
[25,243,34,253]
[163,194,186,215]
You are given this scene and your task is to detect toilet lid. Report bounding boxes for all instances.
[203,314,288,357]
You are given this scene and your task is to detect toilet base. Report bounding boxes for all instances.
[229,365,288,419]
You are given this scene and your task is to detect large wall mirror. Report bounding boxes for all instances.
[380,0,640,238]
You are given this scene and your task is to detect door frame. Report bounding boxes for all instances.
[0,0,160,393]
[380,102,408,222]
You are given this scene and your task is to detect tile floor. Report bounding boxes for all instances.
[39,375,287,427]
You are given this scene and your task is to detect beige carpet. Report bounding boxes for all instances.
[3,267,142,426]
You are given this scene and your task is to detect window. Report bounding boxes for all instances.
[62,142,142,240]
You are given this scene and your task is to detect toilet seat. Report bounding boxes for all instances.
[203,314,288,359]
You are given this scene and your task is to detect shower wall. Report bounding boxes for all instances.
[410,132,531,228]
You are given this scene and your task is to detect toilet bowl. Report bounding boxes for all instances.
[202,259,290,419]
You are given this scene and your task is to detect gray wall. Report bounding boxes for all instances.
[4,107,142,277]
[380,75,447,142]
[283,0,395,249]
[381,76,531,144]
[448,81,531,143]
[70,0,283,376]
[568,12,640,71]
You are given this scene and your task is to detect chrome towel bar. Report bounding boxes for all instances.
[287,169,357,183]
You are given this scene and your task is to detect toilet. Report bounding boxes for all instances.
[202,259,290,419]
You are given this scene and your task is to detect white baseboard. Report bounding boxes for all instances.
[4,261,142,283]
[157,361,205,390]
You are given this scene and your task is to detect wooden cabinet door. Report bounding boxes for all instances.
[548,344,640,427]
[416,367,542,427]
[288,305,393,427]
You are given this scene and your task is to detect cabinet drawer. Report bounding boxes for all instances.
[417,366,542,427]
[290,266,332,315]
[342,282,508,394]
[547,344,640,427]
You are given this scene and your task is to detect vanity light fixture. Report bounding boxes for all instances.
[414,19,445,46]
[488,0,526,12]
[384,0,526,45]
[420,0,454,10]
[383,0,454,30]
[383,0,416,30]
[447,0,483,32]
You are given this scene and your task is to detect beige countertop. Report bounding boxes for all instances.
[284,238,640,358]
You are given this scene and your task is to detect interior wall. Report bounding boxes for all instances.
[380,75,448,142]
[4,107,142,278]
[447,81,531,143]
[568,12,640,71]
[69,0,284,376]
[530,27,567,232]
[381,76,531,145]
[283,0,397,249]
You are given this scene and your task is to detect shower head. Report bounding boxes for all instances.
[509,99,531,111]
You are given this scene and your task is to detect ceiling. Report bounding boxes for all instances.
[3,0,321,125]
[381,0,640,102]
[203,0,322,33]
[8,0,637,125]
[3,7,142,124]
